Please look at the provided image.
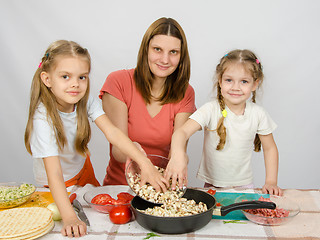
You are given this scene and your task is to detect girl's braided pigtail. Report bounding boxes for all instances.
[252,90,262,152]
[254,135,261,152]
[216,85,227,150]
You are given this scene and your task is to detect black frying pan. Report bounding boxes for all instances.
[131,188,276,234]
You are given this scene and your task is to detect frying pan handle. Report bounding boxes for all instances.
[220,200,276,216]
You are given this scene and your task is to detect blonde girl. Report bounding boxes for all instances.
[25,40,168,237]
[167,49,282,196]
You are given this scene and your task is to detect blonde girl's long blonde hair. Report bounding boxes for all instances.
[24,40,91,157]
[214,49,264,152]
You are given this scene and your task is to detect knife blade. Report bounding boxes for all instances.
[73,199,90,226]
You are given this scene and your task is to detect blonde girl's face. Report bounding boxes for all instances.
[219,63,259,111]
[148,34,181,82]
[41,56,89,113]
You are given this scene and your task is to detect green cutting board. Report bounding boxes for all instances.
[212,192,269,220]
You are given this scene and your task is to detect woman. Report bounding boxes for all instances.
[99,17,196,186]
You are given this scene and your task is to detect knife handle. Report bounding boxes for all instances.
[69,193,77,204]
[73,199,83,211]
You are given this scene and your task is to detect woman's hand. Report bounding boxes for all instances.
[140,161,169,193]
[164,151,189,190]
[61,217,87,238]
[262,183,283,196]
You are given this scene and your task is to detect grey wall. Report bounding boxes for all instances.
[1,0,319,189]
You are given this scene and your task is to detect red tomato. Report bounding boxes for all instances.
[117,192,134,203]
[109,206,132,224]
[207,189,216,195]
[91,194,113,205]
[113,199,127,205]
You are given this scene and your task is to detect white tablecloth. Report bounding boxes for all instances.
[39,185,320,240]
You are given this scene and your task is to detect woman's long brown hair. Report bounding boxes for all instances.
[134,17,190,104]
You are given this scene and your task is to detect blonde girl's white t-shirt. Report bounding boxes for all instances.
[30,96,105,185]
[190,99,277,187]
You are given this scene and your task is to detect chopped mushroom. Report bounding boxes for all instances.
[128,166,185,204]
[139,197,208,217]
[128,166,208,217]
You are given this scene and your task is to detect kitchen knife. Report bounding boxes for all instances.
[73,199,90,226]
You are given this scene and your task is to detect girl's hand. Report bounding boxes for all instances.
[164,151,189,190]
[43,156,87,237]
[61,217,87,238]
[140,161,169,193]
[262,183,283,196]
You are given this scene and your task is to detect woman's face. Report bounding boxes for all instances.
[148,34,181,81]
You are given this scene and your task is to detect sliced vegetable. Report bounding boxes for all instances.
[207,189,216,195]
[0,183,36,208]
[223,220,247,224]
[117,192,134,202]
[144,232,160,239]
[0,183,35,201]
[91,194,113,205]
[91,192,134,205]
[112,199,127,205]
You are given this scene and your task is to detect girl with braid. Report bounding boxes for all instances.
[166,49,282,196]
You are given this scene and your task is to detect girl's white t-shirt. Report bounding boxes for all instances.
[30,96,105,185]
[190,99,277,187]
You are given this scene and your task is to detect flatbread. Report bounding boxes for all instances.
[9,220,54,240]
[0,207,53,239]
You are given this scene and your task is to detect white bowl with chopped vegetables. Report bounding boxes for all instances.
[0,182,36,209]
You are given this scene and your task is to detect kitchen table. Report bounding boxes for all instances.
[37,185,320,240]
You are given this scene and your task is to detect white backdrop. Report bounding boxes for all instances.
[1,0,319,189]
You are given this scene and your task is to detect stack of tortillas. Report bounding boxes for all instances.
[0,207,54,239]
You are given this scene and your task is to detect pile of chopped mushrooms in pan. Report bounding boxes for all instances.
[128,166,208,217]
